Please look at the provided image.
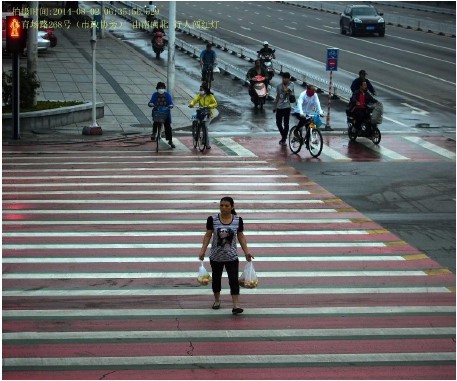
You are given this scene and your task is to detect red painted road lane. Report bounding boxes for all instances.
[0,221,391,233]
[3,366,456,380]
[4,316,454,333]
[3,338,455,358]
[4,274,455,290]
[2,233,407,245]
[2,258,447,272]
[4,293,455,310]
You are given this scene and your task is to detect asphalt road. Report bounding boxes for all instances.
[289,160,456,273]
[152,0,455,127]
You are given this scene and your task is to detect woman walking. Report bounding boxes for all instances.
[198,196,254,315]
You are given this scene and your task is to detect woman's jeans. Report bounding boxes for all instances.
[210,259,240,295]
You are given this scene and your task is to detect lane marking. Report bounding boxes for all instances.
[2,270,429,279]
[2,190,311,195]
[4,327,454,341]
[2,256,408,263]
[2,230,372,237]
[3,353,455,367]
[2,218,354,225]
[214,137,257,157]
[320,145,352,161]
[403,137,456,160]
[356,141,410,161]
[4,306,454,318]
[2,242,388,249]
[2,286,452,296]
[2,208,338,214]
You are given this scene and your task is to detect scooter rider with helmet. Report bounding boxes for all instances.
[258,41,276,59]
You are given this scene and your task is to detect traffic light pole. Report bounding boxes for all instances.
[12,52,20,139]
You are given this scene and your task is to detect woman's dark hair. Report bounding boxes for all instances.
[200,84,212,95]
[220,196,237,215]
[156,82,166,90]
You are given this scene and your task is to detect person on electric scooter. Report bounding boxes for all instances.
[246,59,268,103]
[347,80,377,132]
[351,70,376,95]
[188,84,218,149]
[293,84,324,144]
[152,20,165,42]
[257,41,276,59]
[200,43,217,82]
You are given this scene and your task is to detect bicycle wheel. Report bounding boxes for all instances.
[198,123,208,152]
[156,123,162,152]
[308,127,323,158]
[205,69,212,90]
[288,126,303,154]
[192,121,198,149]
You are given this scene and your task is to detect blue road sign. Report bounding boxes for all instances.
[326,48,339,71]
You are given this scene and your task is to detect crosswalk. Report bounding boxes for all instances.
[2,145,455,379]
[171,134,455,161]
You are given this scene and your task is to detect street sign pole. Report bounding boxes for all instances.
[325,48,339,131]
[12,51,20,139]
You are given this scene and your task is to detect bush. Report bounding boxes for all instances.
[2,68,41,110]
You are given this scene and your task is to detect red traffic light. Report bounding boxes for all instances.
[6,16,27,53]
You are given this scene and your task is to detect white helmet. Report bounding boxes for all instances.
[263,41,268,45]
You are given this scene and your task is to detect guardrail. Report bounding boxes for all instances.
[282,1,455,36]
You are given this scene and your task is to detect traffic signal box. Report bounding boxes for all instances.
[6,16,27,53]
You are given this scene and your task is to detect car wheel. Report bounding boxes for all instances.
[379,30,385,37]
[340,22,346,35]
[349,24,356,36]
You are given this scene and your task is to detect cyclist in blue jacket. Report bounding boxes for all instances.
[148,82,175,148]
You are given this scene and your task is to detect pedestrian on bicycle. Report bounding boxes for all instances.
[148,81,176,149]
[273,72,295,145]
[198,196,254,315]
[293,84,324,136]
[200,43,217,82]
[188,84,218,149]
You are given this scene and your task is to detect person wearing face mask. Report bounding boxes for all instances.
[188,84,218,149]
[292,84,324,142]
[148,82,175,148]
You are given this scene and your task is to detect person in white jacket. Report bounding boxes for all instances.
[292,84,324,141]
[293,84,324,118]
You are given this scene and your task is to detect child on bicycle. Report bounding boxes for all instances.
[188,84,218,149]
[148,82,175,149]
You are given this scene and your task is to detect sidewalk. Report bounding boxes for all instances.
[2,24,196,144]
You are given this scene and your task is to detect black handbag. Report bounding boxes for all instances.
[289,93,296,103]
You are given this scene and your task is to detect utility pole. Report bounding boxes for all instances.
[27,1,38,106]
[167,1,176,95]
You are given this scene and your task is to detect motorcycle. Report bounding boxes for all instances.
[249,75,268,109]
[152,31,165,59]
[257,50,276,81]
[347,102,383,145]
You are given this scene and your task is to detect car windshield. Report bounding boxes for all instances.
[352,8,377,16]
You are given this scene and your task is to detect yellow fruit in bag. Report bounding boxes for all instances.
[197,274,212,285]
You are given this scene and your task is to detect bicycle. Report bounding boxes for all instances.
[191,107,211,152]
[202,63,215,89]
[288,113,324,158]
[151,106,170,152]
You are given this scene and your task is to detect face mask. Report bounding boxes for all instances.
[158,89,165,94]
[306,89,315,97]
[199,90,205,95]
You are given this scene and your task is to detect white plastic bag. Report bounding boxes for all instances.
[197,260,212,285]
[239,261,258,288]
